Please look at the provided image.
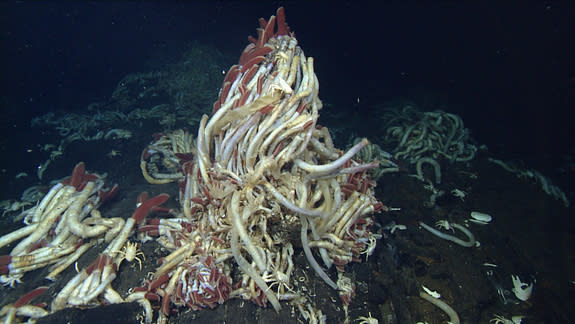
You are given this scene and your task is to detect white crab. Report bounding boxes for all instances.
[107,150,122,158]
[451,188,467,201]
[357,312,378,324]
[116,241,146,270]
[490,314,524,324]
[360,234,380,261]
[0,200,32,217]
[0,274,23,288]
[435,220,454,232]
[263,269,295,299]
[269,76,293,96]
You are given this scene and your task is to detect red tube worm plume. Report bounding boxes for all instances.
[14,286,49,308]
[0,255,12,274]
[61,162,100,190]
[85,254,114,275]
[148,273,170,292]
[68,162,86,189]
[215,7,292,114]
[137,192,150,205]
[0,255,12,265]
[131,193,170,224]
[99,183,119,203]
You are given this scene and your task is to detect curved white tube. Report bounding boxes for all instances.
[420,291,460,324]
[419,222,475,247]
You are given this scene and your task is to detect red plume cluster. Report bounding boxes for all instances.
[213,7,293,113]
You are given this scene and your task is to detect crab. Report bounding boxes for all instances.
[0,274,24,288]
[357,312,378,324]
[116,241,145,270]
[0,200,33,217]
[269,76,293,96]
[360,234,380,261]
[490,314,524,324]
[435,220,454,232]
[107,150,122,158]
[262,244,295,299]
[263,269,295,300]
[451,188,467,201]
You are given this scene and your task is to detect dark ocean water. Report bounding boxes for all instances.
[2,2,573,154]
[1,2,574,323]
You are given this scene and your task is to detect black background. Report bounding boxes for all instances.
[1,1,574,164]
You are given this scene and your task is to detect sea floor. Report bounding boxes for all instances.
[1,124,573,323]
